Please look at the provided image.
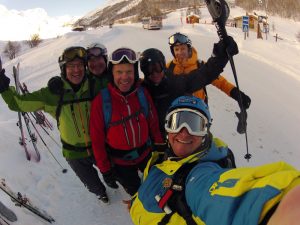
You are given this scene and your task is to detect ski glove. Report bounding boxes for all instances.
[0,69,10,93]
[47,76,64,95]
[102,169,119,189]
[223,36,239,56]
[212,36,238,58]
[235,110,247,134]
[230,87,251,109]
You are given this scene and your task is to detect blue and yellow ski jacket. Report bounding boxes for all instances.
[130,147,300,225]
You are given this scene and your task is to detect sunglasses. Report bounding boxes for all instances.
[165,108,208,137]
[87,47,107,58]
[168,33,190,45]
[109,48,138,64]
[61,47,87,62]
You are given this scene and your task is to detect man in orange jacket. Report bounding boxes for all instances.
[166,32,251,110]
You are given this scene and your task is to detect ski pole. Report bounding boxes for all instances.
[26,113,67,173]
[204,0,251,161]
[28,112,60,148]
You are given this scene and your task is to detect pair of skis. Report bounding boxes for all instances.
[12,63,39,161]
[0,179,54,223]
[11,63,67,173]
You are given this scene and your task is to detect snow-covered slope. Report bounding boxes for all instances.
[0,7,299,225]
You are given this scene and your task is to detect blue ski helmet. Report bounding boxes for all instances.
[168,96,211,122]
[165,95,212,136]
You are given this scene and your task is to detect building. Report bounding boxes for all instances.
[233,14,268,31]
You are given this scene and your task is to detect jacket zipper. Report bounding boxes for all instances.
[70,103,81,137]
[77,102,91,156]
[125,97,137,147]
[121,114,130,146]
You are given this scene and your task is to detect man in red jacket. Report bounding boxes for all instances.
[90,47,164,196]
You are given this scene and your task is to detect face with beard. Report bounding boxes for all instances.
[173,44,190,64]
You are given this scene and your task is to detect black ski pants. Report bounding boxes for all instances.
[67,156,106,197]
[114,152,151,196]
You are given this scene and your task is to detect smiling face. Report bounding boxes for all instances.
[173,44,190,63]
[87,56,106,76]
[65,58,85,85]
[112,63,135,92]
[168,127,203,158]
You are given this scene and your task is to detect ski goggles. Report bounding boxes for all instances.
[168,33,189,45]
[61,47,87,62]
[165,108,208,136]
[87,47,107,58]
[109,48,138,64]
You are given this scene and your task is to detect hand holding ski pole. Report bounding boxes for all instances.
[0,58,10,93]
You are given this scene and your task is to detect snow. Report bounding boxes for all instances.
[0,6,300,225]
[0,4,77,41]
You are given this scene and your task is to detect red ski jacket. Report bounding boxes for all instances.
[90,83,163,173]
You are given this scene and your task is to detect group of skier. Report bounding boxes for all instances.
[1,31,300,225]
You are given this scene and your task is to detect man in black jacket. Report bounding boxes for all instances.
[140,36,238,136]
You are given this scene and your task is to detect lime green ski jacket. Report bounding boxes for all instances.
[1,75,108,160]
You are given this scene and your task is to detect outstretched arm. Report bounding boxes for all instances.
[185,36,238,93]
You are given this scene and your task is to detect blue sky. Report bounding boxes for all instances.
[0,0,106,17]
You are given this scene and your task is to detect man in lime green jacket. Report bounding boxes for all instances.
[0,46,110,203]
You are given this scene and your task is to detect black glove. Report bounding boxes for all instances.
[102,169,119,189]
[0,69,10,93]
[235,110,247,134]
[230,87,251,110]
[223,36,239,56]
[212,36,238,58]
[47,76,64,95]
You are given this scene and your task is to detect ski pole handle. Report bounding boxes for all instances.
[204,0,229,40]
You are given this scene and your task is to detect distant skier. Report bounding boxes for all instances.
[130,95,300,225]
[0,46,109,204]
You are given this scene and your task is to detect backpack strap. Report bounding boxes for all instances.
[55,90,65,128]
[100,88,112,131]
[156,162,198,225]
[88,76,96,99]
[100,87,149,131]
[55,77,95,129]
[137,87,149,118]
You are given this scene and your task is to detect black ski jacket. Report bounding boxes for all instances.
[142,55,228,136]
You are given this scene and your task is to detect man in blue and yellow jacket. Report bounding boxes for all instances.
[130,96,300,225]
